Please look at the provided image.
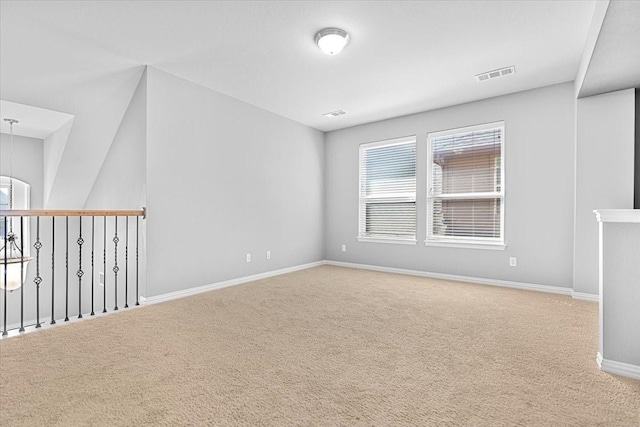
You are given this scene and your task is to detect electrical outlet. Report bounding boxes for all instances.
[266,250,271,260]
[99,272,104,286]
[509,257,517,267]
[246,253,251,263]
[341,244,347,252]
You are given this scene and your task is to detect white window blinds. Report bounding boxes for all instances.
[359,136,416,241]
[427,122,504,245]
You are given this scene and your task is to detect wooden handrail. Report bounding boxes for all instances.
[0,208,146,218]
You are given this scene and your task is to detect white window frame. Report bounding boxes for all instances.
[425,122,505,250]
[358,135,417,245]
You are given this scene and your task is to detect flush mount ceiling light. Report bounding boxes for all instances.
[315,28,350,55]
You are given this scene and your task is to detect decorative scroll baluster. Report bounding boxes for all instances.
[77,217,84,319]
[125,216,129,308]
[34,217,42,328]
[103,216,107,314]
[51,217,56,325]
[136,216,139,306]
[2,216,7,336]
[19,217,25,332]
[64,216,69,322]
[0,209,143,336]
[91,216,95,316]
[113,217,119,311]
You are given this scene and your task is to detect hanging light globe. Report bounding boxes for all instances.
[1,118,32,291]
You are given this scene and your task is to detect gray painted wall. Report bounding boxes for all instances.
[325,83,576,288]
[574,89,635,295]
[601,222,640,366]
[145,68,325,297]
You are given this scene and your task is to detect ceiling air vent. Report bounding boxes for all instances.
[475,66,516,82]
[323,109,347,118]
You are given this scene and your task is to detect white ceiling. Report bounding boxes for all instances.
[0,100,74,139]
[1,1,598,132]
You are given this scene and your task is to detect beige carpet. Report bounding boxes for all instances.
[1,265,638,426]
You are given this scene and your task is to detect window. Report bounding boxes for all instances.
[358,136,416,244]
[0,177,31,256]
[426,122,504,248]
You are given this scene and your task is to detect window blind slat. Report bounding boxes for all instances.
[428,123,504,244]
[359,137,417,240]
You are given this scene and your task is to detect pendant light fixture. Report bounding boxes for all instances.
[315,28,350,55]
[1,118,32,291]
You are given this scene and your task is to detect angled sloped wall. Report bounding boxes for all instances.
[85,69,147,209]
[44,66,146,209]
[43,119,74,208]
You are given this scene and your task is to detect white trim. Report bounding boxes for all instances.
[2,260,601,341]
[596,352,640,380]
[358,136,417,240]
[426,121,505,247]
[0,304,144,340]
[596,351,604,368]
[593,209,640,223]
[325,260,572,296]
[358,134,416,149]
[357,237,417,245]
[571,291,599,302]
[424,240,506,251]
[139,261,325,305]
[426,121,506,139]
[1,261,325,338]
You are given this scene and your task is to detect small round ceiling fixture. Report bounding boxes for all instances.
[315,28,350,55]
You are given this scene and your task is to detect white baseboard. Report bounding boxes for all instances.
[139,260,325,305]
[597,352,640,380]
[2,261,324,339]
[325,260,574,296]
[1,259,600,340]
[0,304,144,340]
[571,291,599,302]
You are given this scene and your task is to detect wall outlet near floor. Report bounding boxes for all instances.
[99,272,104,286]
[266,250,271,260]
[509,257,517,267]
[246,253,251,263]
[341,244,347,252]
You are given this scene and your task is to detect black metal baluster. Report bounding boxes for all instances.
[19,217,24,332]
[34,217,42,328]
[51,217,56,325]
[91,216,95,316]
[136,216,139,306]
[113,217,119,311]
[77,217,84,319]
[3,216,7,336]
[64,216,69,322]
[103,216,107,313]
[125,216,129,308]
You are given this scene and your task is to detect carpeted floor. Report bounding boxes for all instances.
[1,265,639,426]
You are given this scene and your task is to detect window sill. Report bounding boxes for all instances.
[424,240,507,250]
[357,237,417,245]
